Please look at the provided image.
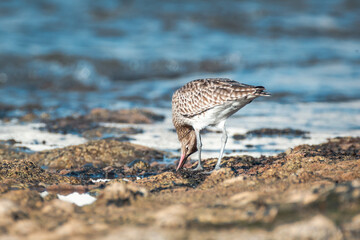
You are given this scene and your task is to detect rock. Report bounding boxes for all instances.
[253,137,360,182]
[127,159,149,172]
[0,159,79,186]
[0,103,14,119]
[82,126,143,140]
[229,191,260,207]
[0,103,42,122]
[96,182,148,207]
[351,179,360,188]
[282,183,335,206]
[0,143,28,161]
[200,168,235,189]
[99,227,185,240]
[135,172,195,192]
[187,229,271,240]
[46,183,89,193]
[221,175,247,187]
[155,204,188,228]
[0,136,359,239]
[273,215,343,240]
[342,214,360,240]
[0,181,12,194]
[233,134,246,140]
[19,113,37,122]
[26,232,56,240]
[285,148,293,155]
[0,199,23,226]
[43,115,99,134]
[10,220,41,236]
[62,164,122,181]
[232,128,309,140]
[246,128,309,137]
[40,199,76,231]
[43,108,163,135]
[0,235,22,240]
[195,205,278,226]
[54,219,91,237]
[28,139,165,169]
[2,189,43,210]
[41,199,75,218]
[89,108,165,124]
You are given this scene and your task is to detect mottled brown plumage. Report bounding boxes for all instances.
[173,78,265,118]
[172,78,270,171]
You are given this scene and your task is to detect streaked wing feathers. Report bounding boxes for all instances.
[172,78,260,118]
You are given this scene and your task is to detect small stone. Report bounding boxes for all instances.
[285,148,293,155]
[200,168,235,189]
[284,189,320,205]
[41,199,75,218]
[54,219,90,237]
[273,215,343,240]
[342,214,360,239]
[0,199,21,226]
[335,185,350,194]
[229,191,260,207]
[0,159,79,186]
[20,113,37,122]
[155,204,188,228]
[127,159,149,171]
[222,175,247,187]
[233,134,246,140]
[10,220,40,236]
[3,189,44,209]
[351,179,360,188]
[96,182,148,207]
[100,227,182,240]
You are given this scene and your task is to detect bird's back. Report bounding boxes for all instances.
[172,78,269,118]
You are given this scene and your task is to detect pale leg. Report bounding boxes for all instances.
[193,128,203,171]
[214,122,227,170]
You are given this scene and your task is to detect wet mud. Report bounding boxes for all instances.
[45,109,163,141]
[0,136,359,239]
[0,105,164,130]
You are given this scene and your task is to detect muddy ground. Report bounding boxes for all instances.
[0,118,359,240]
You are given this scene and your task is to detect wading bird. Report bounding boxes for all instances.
[172,78,270,171]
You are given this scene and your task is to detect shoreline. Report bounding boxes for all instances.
[0,136,359,239]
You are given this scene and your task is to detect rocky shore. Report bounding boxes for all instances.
[0,134,359,239]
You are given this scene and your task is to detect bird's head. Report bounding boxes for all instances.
[176,126,197,171]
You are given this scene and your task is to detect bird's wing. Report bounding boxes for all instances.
[172,78,266,118]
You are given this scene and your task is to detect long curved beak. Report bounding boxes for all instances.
[176,154,186,171]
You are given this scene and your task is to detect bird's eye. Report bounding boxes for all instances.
[185,145,189,150]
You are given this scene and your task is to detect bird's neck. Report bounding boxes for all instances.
[174,124,194,141]
[172,110,195,140]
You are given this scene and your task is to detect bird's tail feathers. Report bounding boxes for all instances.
[254,86,271,96]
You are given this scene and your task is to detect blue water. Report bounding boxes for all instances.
[0,0,359,149]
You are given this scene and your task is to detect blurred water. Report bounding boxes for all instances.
[0,0,359,156]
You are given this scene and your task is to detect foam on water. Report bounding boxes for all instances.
[0,122,86,151]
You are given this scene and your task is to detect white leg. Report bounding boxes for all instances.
[215,122,227,170]
[193,128,203,171]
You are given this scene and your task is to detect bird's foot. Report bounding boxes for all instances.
[202,165,221,174]
[191,164,203,171]
[214,165,221,171]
